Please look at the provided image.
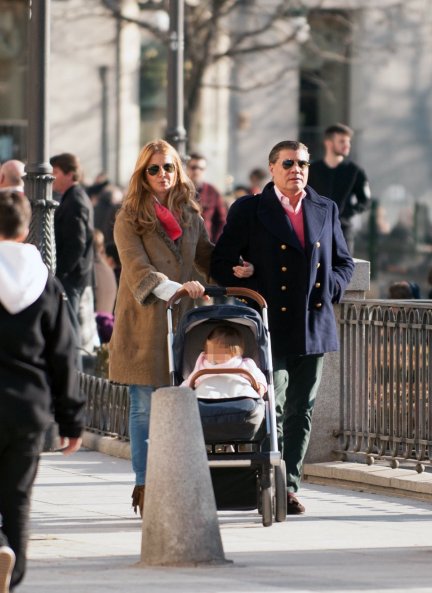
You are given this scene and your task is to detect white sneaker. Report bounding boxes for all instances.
[0,546,15,593]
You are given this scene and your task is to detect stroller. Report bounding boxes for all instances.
[166,286,287,527]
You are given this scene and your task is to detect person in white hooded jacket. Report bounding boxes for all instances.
[0,191,85,593]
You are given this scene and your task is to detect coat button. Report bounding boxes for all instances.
[316,241,321,248]
[316,262,321,268]
[315,282,321,288]
[281,266,287,272]
[281,285,287,291]
[281,244,287,250]
[281,307,287,312]
[315,302,322,308]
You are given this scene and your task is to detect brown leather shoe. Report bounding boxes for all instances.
[131,485,145,517]
[287,493,305,515]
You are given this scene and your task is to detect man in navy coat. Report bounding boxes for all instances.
[211,140,354,514]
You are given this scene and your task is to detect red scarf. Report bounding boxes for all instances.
[154,199,182,240]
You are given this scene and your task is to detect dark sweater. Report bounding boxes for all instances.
[308,160,370,228]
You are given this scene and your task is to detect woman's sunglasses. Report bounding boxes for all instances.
[282,159,310,170]
[146,163,176,176]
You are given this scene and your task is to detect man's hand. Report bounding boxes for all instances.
[232,260,254,278]
[58,436,82,456]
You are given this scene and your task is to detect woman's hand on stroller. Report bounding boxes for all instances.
[182,280,210,300]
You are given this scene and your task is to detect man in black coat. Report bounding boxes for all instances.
[51,153,94,347]
[308,123,371,254]
[211,140,354,514]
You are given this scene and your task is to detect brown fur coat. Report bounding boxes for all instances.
[109,207,213,385]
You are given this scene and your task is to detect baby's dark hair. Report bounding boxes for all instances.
[0,191,31,239]
[205,324,244,357]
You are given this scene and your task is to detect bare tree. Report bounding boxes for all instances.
[102,0,326,135]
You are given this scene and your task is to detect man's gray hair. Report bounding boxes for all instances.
[268,141,309,164]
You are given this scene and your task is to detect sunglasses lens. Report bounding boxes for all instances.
[147,165,159,176]
[282,160,310,170]
[147,163,175,176]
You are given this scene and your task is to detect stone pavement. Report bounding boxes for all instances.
[19,448,432,593]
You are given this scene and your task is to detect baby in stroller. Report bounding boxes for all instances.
[181,323,267,400]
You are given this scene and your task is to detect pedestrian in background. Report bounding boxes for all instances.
[109,139,213,516]
[0,159,25,193]
[0,191,85,593]
[93,229,117,315]
[50,153,94,361]
[308,123,371,254]
[211,140,354,515]
[186,152,227,242]
[248,167,268,195]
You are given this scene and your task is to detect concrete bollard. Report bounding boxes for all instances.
[140,386,228,566]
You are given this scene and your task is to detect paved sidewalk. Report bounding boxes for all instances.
[20,448,432,593]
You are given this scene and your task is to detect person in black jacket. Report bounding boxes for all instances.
[0,191,85,593]
[51,153,94,348]
[308,123,371,254]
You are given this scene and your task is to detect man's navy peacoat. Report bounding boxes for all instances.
[211,182,355,357]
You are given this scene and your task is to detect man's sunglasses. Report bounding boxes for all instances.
[146,163,176,176]
[281,159,310,170]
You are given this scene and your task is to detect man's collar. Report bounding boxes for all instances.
[274,185,306,214]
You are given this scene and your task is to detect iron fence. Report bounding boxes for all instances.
[80,373,129,441]
[338,299,432,470]
[80,299,432,469]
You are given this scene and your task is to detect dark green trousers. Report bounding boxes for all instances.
[273,353,324,493]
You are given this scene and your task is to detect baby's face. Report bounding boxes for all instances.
[205,340,236,365]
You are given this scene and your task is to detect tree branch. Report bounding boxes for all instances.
[101,0,167,40]
[202,61,297,93]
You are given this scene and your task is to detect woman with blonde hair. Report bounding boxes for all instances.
[109,140,213,515]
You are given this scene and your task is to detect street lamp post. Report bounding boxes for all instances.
[25,0,57,274]
[25,0,58,451]
[165,0,187,159]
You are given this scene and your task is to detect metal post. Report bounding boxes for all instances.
[25,0,57,274]
[99,65,109,174]
[165,0,187,159]
[114,14,121,185]
[25,0,59,452]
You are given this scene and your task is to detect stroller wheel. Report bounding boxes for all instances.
[261,486,273,527]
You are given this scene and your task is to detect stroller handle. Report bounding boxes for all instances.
[166,286,268,309]
[188,367,260,392]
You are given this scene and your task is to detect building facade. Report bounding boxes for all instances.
[1,0,432,258]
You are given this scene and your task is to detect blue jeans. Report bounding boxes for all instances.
[273,354,324,493]
[129,385,154,486]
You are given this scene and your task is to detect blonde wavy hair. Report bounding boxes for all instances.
[122,139,199,235]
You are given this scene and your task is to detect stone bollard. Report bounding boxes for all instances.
[140,386,228,566]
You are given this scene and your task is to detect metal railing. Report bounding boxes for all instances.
[80,373,129,441]
[338,299,432,470]
[80,299,432,471]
